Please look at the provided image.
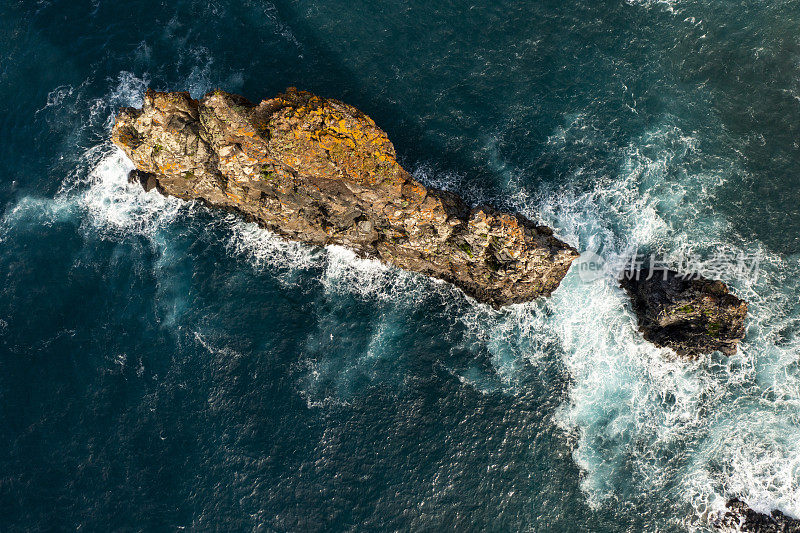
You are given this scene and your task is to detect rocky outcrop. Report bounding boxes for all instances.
[620,268,747,358]
[112,88,578,307]
[715,499,800,532]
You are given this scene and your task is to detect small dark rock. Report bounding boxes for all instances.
[127,169,160,192]
[620,268,747,358]
[715,498,800,532]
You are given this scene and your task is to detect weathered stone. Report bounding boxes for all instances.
[112,88,579,307]
[715,499,800,532]
[620,268,748,358]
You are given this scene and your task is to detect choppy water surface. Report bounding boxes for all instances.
[1,0,800,530]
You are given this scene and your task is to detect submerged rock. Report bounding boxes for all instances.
[620,268,747,358]
[112,88,578,307]
[715,499,800,532]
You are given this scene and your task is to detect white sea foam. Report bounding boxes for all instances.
[226,220,324,282]
[519,118,800,527]
[321,245,433,302]
[79,147,186,236]
[3,74,156,237]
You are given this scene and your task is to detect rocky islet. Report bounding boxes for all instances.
[113,88,580,308]
[114,88,748,359]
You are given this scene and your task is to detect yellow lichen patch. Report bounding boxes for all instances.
[235,127,258,138]
[225,191,243,203]
[272,98,401,184]
[157,160,184,174]
[497,216,524,240]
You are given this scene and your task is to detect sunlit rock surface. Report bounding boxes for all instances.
[113,88,578,307]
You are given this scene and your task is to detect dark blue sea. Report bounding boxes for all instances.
[2,0,800,530]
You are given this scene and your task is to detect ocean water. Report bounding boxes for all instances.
[2,0,800,530]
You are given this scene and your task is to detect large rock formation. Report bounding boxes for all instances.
[620,268,748,358]
[112,88,578,307]
[715,499,800,532]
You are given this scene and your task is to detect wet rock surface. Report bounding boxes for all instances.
[620,268,748,358]
[112,88,578,307]
[715,499,800,532]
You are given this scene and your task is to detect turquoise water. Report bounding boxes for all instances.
[2,0,800,530]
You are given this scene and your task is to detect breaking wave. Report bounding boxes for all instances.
[533,119,800,528]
